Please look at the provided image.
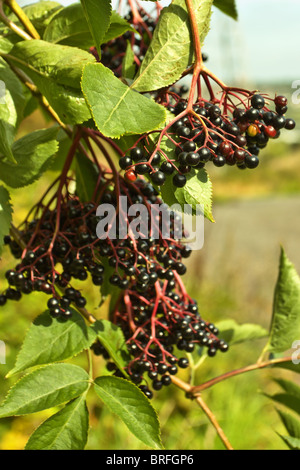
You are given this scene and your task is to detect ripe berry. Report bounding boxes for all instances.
[182,141,196,152]
[285,118,296,130]
[0,295,7,306]
[173,174,186,188]
[151,171,166,186]
[161,161,174,174]
[178,357,189,368]
[213,155,226,167]
[245,154,259,169]
[251,94,265,109]
[47,297,59,309]
[130,147,144,161]
[186,152,200,166]
[119,156,132,169]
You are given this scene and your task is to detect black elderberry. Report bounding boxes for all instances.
[213,155,226,167]
[177,126,191,138]
[161,161,174,174]
[130,147,144,161]
[285,118,296,130]
[173,174,186,188]
[151,171,166,186]
[251,94,265,109]
[178,357,189,368]
[186,152,200,166]
[119,156,133,169]
[245,154,259,169]
[152,379,163,390]
[0,295,7,306]
[47,297,59,309]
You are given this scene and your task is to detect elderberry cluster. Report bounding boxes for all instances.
[119,92,295,189]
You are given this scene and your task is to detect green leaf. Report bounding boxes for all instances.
[44,4,133,50]
[92,320,130,376]
[216,319,268,345]
[0,58,26,162]
[94,376,163,449]
[1,2,62,39]
[22,1,63,35]
[274,378,300,399]
[122,41,136,80]
[0,186,13,255]
[133,0,213,92]
[266,379,300,415]
[214,0,238,20]
[266,248,300,353]
[103,11,136,43]
[80,0,112,54]
[75,154,99,202]
[0,127,59,188]
[277,409,300,439]
[81,63,166,138]
[7,40,95,124]
[272,360,300,374]
[278,434,300,450]
[7,309,97,377]
[25,395,89,450]
[0,364,89,418]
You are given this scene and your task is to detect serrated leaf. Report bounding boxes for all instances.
[0,364,89,418]
[278,434,300,450]
[0,127,59,188]
[122,41,136,79]
[7,309,97,377]
[7,40,95,124]
[94,376,163,449]
[214,0,238,20]
[216,319,268,345]
[80,0,112,54]
[266,248,300,353]
[44,3,133,50]
[0,186,12,255]
[277,409,300,439]
[25,395,89,450]
[92,320,130,376]
[0,57,26,162]
[21,1,63,35]
[75,154,99,202]
[81,63,166,138]
[133,0,213,92]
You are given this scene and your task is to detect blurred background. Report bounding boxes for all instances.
[0,0,299,450]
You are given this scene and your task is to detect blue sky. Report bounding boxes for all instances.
[18,0,300,85]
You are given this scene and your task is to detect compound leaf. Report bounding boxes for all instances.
[25,395,89,450]
[7,40,95,124]
[81,63,166,138]
[7,309,97,377]
[133,0,213,92]
[0,364,89,418]
[94,376,163,449]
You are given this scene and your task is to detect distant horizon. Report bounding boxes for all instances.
[18,0,300,86]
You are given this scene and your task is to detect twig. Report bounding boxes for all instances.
[0,0,31,40]
[4,0,40,39]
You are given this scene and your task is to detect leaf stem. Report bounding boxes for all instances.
[4,0,40,39]
[185,0,203,111]
[0,1,31,40]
